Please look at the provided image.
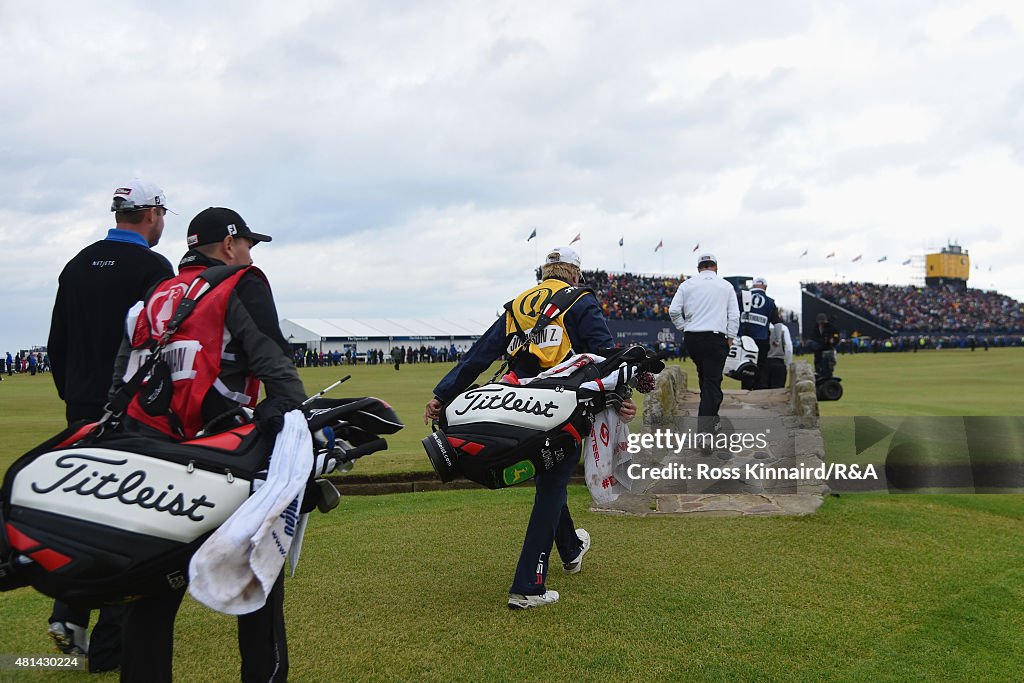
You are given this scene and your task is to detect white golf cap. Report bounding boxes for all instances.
[753,277,768,287]
[111,179,171,213]
[545,246,581,268]
[697,252,717,266]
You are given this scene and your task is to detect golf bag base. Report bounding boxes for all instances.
[423,415,588,489]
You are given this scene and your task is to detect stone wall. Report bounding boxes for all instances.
[593,360,828,517]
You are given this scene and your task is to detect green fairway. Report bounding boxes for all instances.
[1,349,1022,680]
[2,348,1021,476]
[1,490,1022,681]
[812,347,1024,416]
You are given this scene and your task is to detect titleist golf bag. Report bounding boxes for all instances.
[422,345,664,489]
[0,396,402,608]
[724,335,759,382]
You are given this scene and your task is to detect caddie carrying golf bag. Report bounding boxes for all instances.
[422,345,664,489]
[0,396,402,608]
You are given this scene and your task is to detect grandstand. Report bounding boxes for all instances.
[802,282,1024,338]
[802,242,1023,341]
[584,270,683,321]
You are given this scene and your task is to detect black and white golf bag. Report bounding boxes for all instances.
[0,397,402,607]
[422,345,664,489]
[724,335,759,382]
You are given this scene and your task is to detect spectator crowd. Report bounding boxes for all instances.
[806,282,1024,334]
[9,276,1021,373]
[584,270,683,320]
[3,350,49,377]
[291,344,466,367]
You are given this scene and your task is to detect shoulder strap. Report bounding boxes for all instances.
[103,265,250,421]
[513,283,593,355]
[490,283,593,383]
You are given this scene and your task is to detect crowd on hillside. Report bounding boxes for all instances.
[583,270,801,323]
[584,270,683,320]
[806,282,1024,334]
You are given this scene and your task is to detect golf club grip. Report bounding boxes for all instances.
[339,438,387,463]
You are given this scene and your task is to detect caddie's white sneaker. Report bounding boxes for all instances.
[563,528,591,574]
[508,590,560,610]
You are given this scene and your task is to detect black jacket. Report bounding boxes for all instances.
[48,238,174,406]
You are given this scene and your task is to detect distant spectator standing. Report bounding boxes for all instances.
[45,179,175,671]
[737,277,780,389]
[764,322,793,389]
[668,253,739,426]
[5,351,12,375]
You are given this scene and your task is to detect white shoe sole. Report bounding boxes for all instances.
[507,591,560,609]
[563,529,591,574]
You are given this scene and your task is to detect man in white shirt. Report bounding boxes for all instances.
[668,253,739,421]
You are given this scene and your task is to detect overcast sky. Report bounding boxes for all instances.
[2,0,1022,353]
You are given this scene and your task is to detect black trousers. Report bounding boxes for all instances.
[764,358,788,389]
[684,332,730,418]
[121,572,287,683]
[739,338,771,390]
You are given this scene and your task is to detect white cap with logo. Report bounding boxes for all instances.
[753,277,768,288]
[697,252,717,266]
[545,246,582,269]
[111,179,171,213]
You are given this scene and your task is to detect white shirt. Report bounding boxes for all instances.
[768,323,793,365]
[668,270,739,336]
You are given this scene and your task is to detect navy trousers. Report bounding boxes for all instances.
[509,447,584,595]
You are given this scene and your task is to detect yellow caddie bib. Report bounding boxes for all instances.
[505,279,590,369]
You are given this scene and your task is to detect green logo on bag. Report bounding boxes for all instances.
[503,459,536,486]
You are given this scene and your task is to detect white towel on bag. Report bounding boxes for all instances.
[188,410,312,614]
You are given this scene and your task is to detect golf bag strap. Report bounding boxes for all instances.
[490,284,593,383]
[104,265,250,420]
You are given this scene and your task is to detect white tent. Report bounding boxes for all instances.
[280,317,498,360]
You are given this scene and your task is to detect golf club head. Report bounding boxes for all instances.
[315,479,341,512]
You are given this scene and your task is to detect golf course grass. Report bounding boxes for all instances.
[0,348,1021,681]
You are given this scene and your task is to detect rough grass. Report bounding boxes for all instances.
[1,491,1022,682]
